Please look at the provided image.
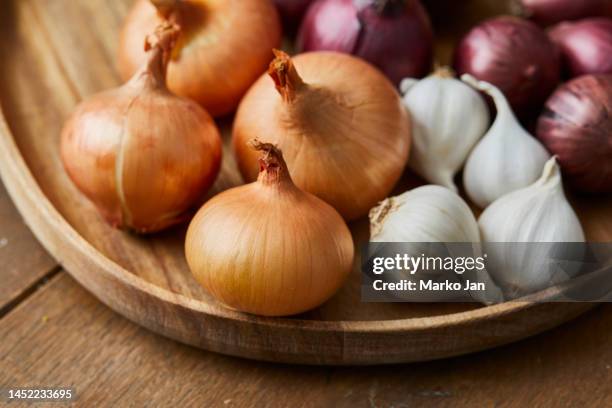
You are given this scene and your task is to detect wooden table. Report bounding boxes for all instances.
[1,0,612,402]
[0,181,610,406]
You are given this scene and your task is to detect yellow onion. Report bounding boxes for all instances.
[186,141,354,316]
[233,50,411,220]
[118,0,282,117]
[61,23,222,233]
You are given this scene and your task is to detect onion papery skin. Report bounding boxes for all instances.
[232,51,411,221]
[297,0,433,86]
[185,143,354,317]
[453,16,560,119]
[549,18,612,78]
[118,0,282,117]
[62,25,223,233]
[274,0,313,31]
[536,74,612,192]
[518,0,612,27]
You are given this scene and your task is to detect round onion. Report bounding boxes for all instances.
[62,24,222,233]
[517,0,612,26]
[453,16,560,119]
[549,17,612,78]
[297,0,433,86]
[118,0,281,117]
[232,50,411,221]
[537,74,612,192]
[186,141,353,317]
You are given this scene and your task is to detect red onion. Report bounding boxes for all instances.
[517,0,612,26]
[274,0,314,31]
[297,0,433,85]
[453,16,560,119]
[549,18,612,78]
[536,75,612,192]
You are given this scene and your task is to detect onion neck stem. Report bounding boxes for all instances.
[129,22,180,90]
[268,49,305,103]
[250,139,293,186]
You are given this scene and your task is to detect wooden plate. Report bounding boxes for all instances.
[0,0,605,365]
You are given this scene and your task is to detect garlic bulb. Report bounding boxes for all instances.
[462,74,550,208]
[370,185,480,242]
[479,157,585,242]
[400,67,489,191]
[370,185,503,304]
[479,157,585,296]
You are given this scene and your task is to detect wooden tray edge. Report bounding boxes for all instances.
[0,105,595,364]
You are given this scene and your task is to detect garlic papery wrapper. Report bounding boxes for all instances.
[400,68,489,191]
[461,74,551,208]
[479,157,586,297]
[369,185,503,304]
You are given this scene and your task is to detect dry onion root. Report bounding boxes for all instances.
[185,140,354,317]
[61,23,222,233]
[233,50,411,221]
[118,0,282,117]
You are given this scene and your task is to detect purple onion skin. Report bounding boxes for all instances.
[297,0,434,86]
[537,75,612,193]
[520,0,612,27]
[274,0,314,31]
[549,18,612,78]
[453,16,560,119]
[298,0,361,53]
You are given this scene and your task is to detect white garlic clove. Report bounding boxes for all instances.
[479,157,585,297]
[401,68,489,191]
[461,74,550,208]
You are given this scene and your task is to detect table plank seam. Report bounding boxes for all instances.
[0,265,62,320]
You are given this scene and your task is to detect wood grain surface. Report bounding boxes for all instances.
[0,0,608,365]
[0,271,610,407]
[0,182,57,315]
